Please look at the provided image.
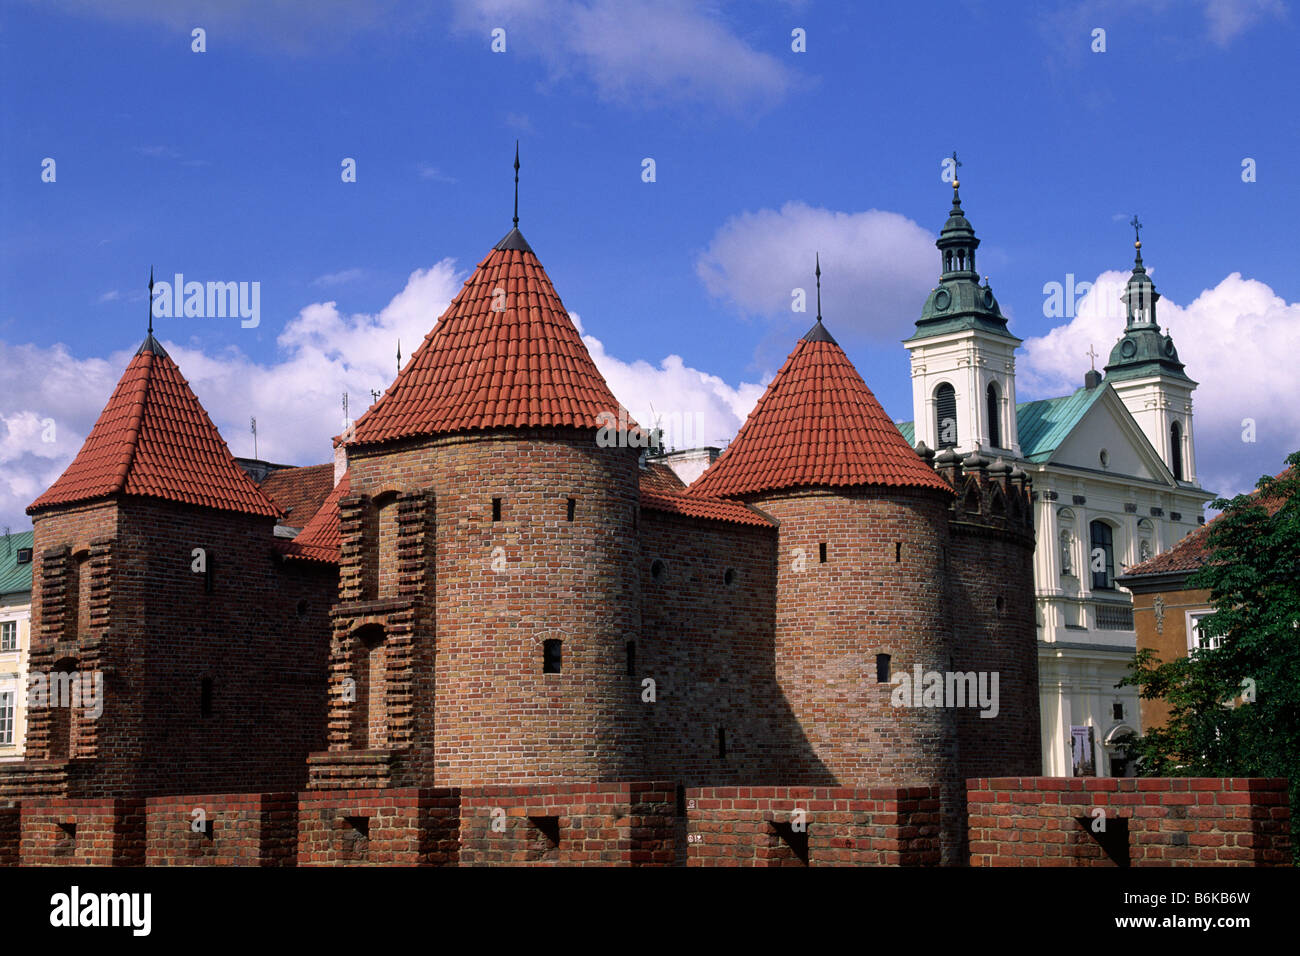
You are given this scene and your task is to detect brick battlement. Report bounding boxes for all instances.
[967,777,1291,866]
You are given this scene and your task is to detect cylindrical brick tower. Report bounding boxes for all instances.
[330,224,645,788]
[690,317,964,860]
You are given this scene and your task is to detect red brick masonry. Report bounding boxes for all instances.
[967,777,1291,866]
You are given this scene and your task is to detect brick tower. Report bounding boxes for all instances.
[307,222,645,791]
[7,330,332,802]
[690,306,964,858]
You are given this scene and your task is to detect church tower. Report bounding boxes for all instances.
[1103,221,1199,484]
[904,165,1022,458]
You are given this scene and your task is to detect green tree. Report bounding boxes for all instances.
[1120,450,1300,861]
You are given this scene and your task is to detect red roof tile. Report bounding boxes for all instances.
[689,324,953,499]
[279,472,349,564]
[259,464,335,529]
[640,462,687,495]
[640,490,774,528]
[29,337,280,517]
[349,229,632,446]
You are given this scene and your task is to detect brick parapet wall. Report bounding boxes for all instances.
[145,792,298,866]
[459,780,676,866]
[297,787,460,866]
[684,785,942,866]
[0,805,18,866]
[967,777,1291,866]
[19,797,146,866]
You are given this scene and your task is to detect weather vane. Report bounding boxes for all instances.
[815,253,822,322]
[1130,214,1142,246]
[951,150,961,190]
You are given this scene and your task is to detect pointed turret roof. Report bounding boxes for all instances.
[690,321,953,499]
[349,228,630,446]
[29,335,280,517]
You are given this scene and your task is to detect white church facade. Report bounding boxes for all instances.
[895,183,1214,776]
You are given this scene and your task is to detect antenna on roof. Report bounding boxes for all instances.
[513,140,520,228]
[342,391,350,429]
[815,253,822,323]
[250,416,258,460]
[147,266,155,336]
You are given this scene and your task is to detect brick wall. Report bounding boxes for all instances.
[967,777,1292,866]
[459,781,676,865]
[145,792,298,866]
[636,508,795,785]
[684,785,941,866]
[7,497,335,801]
[297,787,460,865]
[20,798,145,866]
[0,805,18,866]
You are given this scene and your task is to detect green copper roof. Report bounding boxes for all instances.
[891,384,1107,463]
[1014,386,1108,462]
[906,183,1017,344]
[0,530,34,597]
[1103,236,1192,383]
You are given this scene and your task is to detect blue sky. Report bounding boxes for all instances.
[1,0,1297,531]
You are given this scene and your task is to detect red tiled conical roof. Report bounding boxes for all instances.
[29,336,280,517]
[689,322,953,499]
[350,228,630,446]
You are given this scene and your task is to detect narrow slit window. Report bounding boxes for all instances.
[819,543,827,564]
[625,640,636,677]
[543,639,562,674]
[492,497,502,521]
[894,542,902,562]
[566,497,576,522]
[876,653,891,683]
[200,677,213,718]
[717,727,727,760]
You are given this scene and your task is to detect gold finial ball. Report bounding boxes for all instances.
[1135,240,1142,248]
[953,179,960,189]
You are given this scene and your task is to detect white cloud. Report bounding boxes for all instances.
[1020,270,1300,499]
[576,314,768,452]
[1203,0,1287,45]
[451,0,799,112]
[696,201,936,341]
[97,290,121,303]
[311,268,365,287]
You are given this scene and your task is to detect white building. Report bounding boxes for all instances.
[0,530,34,762]
[896,183,1213,775]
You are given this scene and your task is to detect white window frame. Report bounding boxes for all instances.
[0,620,16,652]
[1186,609,1219,655]
[0,690,13,745]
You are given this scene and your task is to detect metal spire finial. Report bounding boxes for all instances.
[1087,344,1099,370]
[397,339,402,376]
[513,141,520,228]
[950,150,962,195]
[815,253,822,322]
[147,266,155,336]
[1130,213,1144,264]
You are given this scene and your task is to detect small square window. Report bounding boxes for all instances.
[15,548,31,564]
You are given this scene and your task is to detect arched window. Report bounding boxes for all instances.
[1170,421,1184,481]
[986,382,1001,448]
[1089,520,1116,590]
[934,383,957,449]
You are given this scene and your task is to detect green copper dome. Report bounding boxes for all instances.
[906,181,1017,343]
[1104,237,1193,383]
